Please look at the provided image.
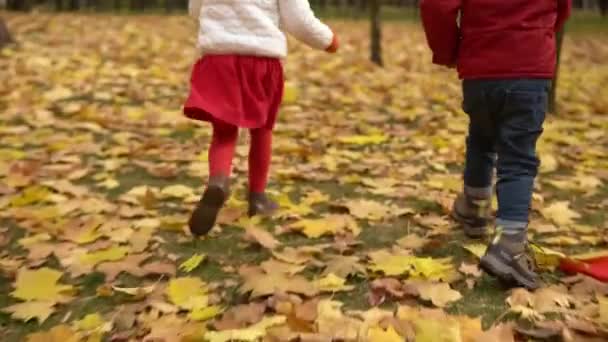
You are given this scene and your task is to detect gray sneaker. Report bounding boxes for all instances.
[479,230,540,290]
[452,192,492,238]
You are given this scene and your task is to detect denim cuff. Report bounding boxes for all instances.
[464,185,493,199]
[496,219,528,233]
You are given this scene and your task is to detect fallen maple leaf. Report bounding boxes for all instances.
[475,323,515,342]
[338,134,388,145]
[205,315,286,342]
[343,199,392,221]
[238,265,318,298]
[316,300,362,340]
[322,254,366,278]
[166,277,209,311]
[11,268,73,303]
[541,201,581,226]
[179,253,206,273]
[367,325,403,342]
[25,325,80,342]
[413,282,462,308]
[80,246,129,266]
[244,225,280,250]
[459,262,482,278]
[2,301,56,323]
[213,302,267,330]
[288,215,360,238]
[316,273,355,293]
[397,234,430,250]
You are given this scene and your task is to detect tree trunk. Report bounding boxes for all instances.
[600,0,608,17]
[370,0,383,66]
[549,29,565,114]
[0,17,13,49]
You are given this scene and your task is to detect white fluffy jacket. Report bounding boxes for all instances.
[188,0,333,58]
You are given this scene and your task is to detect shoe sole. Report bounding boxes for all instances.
[189,186,226,236]
[451,210,488,239]
[480,253,539,290]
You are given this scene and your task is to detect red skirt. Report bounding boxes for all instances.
[184,55,284,130]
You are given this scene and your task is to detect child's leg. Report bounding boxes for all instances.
[248,127,272,193]
[247,126,277,217]
[464,121,497,198]
[453,81,497,238]
[208,120,239,177]
[480,79,549,290]
[189,120,238,237]
[494,82,548,234]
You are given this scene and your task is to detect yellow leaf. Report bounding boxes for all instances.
[283,82,299,104]
[10,186,52,207]
[316,300,362,340]
[26,324,80,342]
[289,215,360,238]
[79,246,129,266]
[368,253,457,281]
[416,283,462,308]
[204,315,286,342]
[414,317,462,342]
[541,236,580,246]
[367,325,403,342]
[540,201,581,226]
[189,305,223,321]
[316,273,355,293]
[338,134,388,145]
[2,301,56,323]
[18,233,52,247]
[179,254,206,273]
[166,277,209,310]
[161,184,196,199]
[463,243,486,259]
[112,284,156,297]
[368,254,414,276]
[599,297,608,326]
[529,244,566,270]
[344,199,392,221]
[72,226,104,245]
[11,268,73,302]
[73,313,112,333]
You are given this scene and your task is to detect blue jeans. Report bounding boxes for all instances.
[462,79,551,232]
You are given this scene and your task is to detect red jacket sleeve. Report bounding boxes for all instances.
[555,0,572,32]
[420,0,462,66]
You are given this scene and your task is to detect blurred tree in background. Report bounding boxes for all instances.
[0,17,11,48]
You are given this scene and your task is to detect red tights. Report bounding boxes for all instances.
[208,120,272,193]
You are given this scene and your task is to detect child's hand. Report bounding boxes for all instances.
[325,33,339,53]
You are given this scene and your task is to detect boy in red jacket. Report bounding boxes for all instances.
[420,0,571,290]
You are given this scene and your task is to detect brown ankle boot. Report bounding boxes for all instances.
[248,192,278,217]
[189,175,230,236]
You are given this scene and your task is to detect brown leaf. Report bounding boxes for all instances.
[238,265,319,299]
[322,255,365,278]
[475,323,515,342]
[295,298,319,322]
[244,226,280,250]
[397,234,430,250]
[459,262,482,278]
[213,302,266,330]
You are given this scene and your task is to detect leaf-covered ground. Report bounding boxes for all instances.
[1,13,608,342]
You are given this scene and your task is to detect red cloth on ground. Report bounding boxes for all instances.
[184,55,284,129]
[207,120,273,193]
[420,0,572,79]
[560,256,608,283]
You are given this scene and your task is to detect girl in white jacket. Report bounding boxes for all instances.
[185,0,339,236]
